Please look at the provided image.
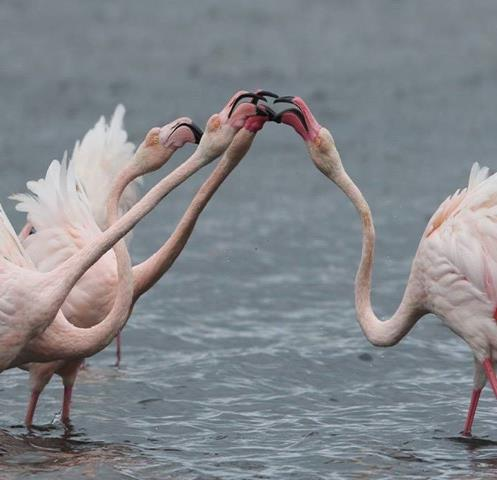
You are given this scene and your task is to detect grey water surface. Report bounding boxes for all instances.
[1,1,497,479]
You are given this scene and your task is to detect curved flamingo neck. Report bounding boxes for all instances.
[315,144,426,346]
[23,148,208,359]
[17,147,210,365]
[133,129,256,300]
[18,179,138,364]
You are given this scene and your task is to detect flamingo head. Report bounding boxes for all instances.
[135,117,203,173]
[273,96,342,179]
[197,90,270,160]
[159,117,203,149]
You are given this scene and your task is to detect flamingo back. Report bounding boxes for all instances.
[423,163,497,304]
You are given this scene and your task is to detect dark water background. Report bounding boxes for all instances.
[1,1,497,478]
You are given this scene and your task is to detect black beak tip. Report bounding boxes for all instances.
[271,107,309,131]
[189,122,203,144]
[229,92,265,117]
[250,93,269,105]
[274,95,296,105]
[262,106,277,121]
[256,106,272,117]
[256,90,279,100]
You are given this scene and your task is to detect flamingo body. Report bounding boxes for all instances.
[274,95,497,436]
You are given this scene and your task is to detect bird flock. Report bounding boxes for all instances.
[1,90,497,438]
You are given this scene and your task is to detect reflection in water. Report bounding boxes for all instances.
[446,435,497,449]
[445,436,497,479]
[0,428,140,478]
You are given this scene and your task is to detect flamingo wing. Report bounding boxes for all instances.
[11,158,103,272]
[11,157,118,326]
[0,203,32,268]
[71,104,139,232]
[423,163,497,303]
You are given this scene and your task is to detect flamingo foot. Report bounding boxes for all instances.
[462,388,482,436]
[61,385,73,424]
[25,390,41,427]
[115,333,121,367]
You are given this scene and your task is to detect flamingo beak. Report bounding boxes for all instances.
[272,96,309,132]
[271,96,322,141]
[252,90,279,102]
[227,92,266,119]
[186,122,204,144]
[161,121,204,148]
[273,95,297,104]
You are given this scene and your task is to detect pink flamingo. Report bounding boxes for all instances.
[17,106,201,363]
[1,91,261,375]
[12,91,270,425]
[274,95,497,436]
[14,115,201,425]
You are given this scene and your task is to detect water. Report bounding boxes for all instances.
[1,1,497,478]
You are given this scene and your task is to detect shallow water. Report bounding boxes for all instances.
[2,1,497,478]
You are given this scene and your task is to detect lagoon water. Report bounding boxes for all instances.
[1,1,497,478]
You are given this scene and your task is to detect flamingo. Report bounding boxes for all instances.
[14,115,202,426]
[17,107,200,368]
[1,90,262,375]
[18,106,200,364]
[273,95,497,436]
[10,91,270,425]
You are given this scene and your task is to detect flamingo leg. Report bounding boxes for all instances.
[25,390,41,427]
[115,332,121,367]
[483,358,497,397]
[59,360,80,424]
[463,388,482,436]
[61,385,73,423]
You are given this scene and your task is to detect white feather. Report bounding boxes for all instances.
[424,163,497,303]
[10,158,103,272]
[0,204,31,268]
[71,104,140,232]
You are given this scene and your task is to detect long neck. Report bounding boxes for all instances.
[16,148,214,364]
[43,148,207,318]
[15,182,134,365]
[133,129,256,300]
[320,145,426,346]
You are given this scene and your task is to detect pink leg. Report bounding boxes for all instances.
[483,358,497,396]
[61,384,73,424]
[25,390,41,427]
[115,332,121,367]
[463,388,482,436]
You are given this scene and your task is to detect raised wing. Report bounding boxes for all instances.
[0,203,31,268]
[11,158,104,272]
[71,105,139,231]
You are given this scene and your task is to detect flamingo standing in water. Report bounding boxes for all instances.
[274,95,497,436]
[1,91,261,376]
[12,91,271,425]
[14,113,202,425]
